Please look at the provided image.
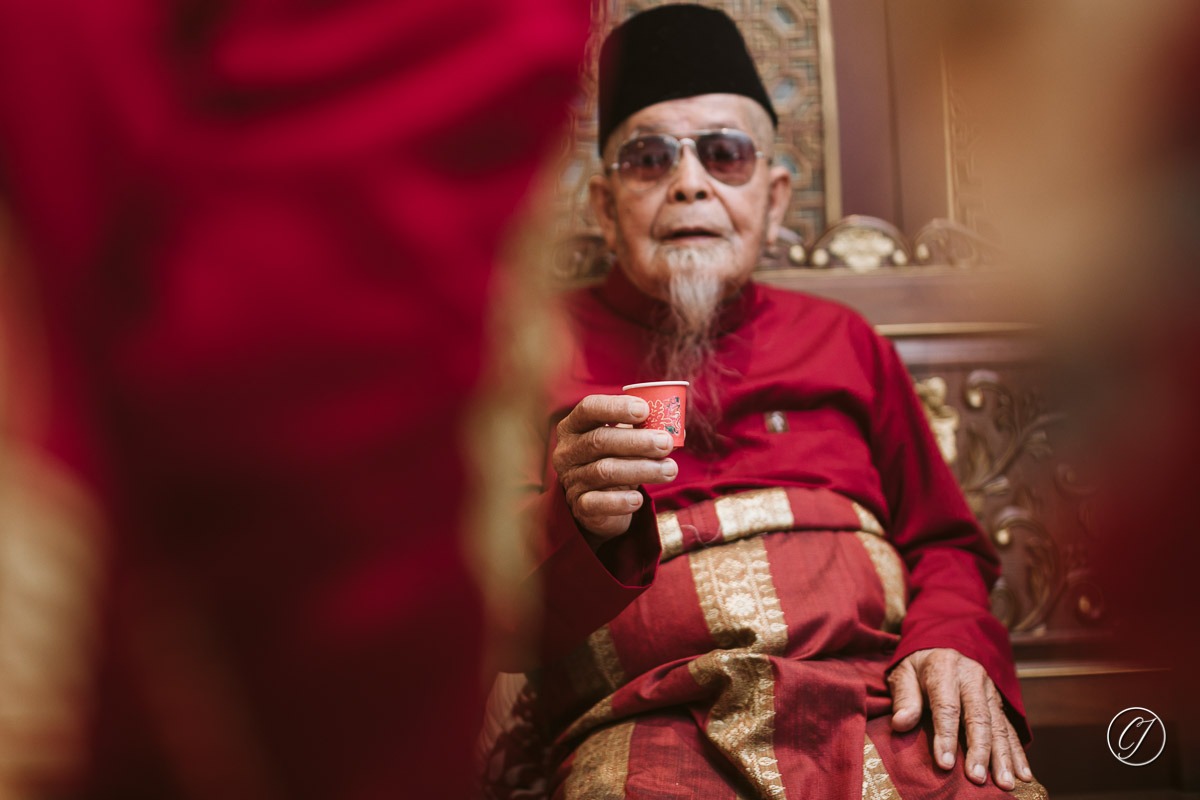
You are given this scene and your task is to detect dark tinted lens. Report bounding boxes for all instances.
[697,132,757,185]
[616,136,679,188]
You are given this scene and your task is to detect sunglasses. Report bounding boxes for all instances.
[608,129,764,192]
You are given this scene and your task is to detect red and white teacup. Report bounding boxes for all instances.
[622,381,690,448]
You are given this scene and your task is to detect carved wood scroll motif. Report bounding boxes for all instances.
[912,365,1103,651]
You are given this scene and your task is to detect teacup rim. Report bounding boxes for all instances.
[622,381,691,391]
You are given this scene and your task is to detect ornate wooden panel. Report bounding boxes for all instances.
[906,359,1103,654]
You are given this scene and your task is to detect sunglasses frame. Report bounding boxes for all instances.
[607,128,765,192]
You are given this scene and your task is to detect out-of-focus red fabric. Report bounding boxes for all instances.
[0,1,586,798]
[1089,4,1200,750]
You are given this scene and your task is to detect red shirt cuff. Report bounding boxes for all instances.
[533,485,661,664]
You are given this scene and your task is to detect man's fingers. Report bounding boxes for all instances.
[553,395,677,541]
[987,686,1015,790]
[558,394,648,438]
[575,487,645,519]
[576,509,635,543]
[959,672,992,784]
[923,655,961,770]
[1006,716,1033,782]
[887,660,924,732]
[554,405,673,477]
[564,456,675,539]
[569,425,673,467]
[906,650,1027,787]
[569,457,678,496]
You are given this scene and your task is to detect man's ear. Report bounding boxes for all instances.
[588,174,619,251]
[763,164,792,246]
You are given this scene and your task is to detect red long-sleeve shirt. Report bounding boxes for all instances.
[528,265,1027,742]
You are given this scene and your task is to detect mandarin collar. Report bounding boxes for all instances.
[596,264,760,335]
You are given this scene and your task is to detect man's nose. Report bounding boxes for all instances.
[668,142,711,202]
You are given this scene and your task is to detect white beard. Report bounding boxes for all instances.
[661,244,727,339]
[649,243,735,453]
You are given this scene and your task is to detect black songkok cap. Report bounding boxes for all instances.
[597,4,778,155]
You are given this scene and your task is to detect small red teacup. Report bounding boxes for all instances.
[622,381,689,448]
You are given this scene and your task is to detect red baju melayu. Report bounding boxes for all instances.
[504,266,1042,799]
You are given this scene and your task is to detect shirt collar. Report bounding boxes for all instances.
[596,263,760,335]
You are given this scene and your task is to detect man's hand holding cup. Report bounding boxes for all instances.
[552,388,686,549]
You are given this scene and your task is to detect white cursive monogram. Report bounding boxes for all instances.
[1106,707,1166,766]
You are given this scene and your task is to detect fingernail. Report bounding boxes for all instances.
[629,399,648,418]
[626,492,642,507]
[661,459,678,478]
[971,764,985,782]
[1001,769,1013,787]
[1019,766,1032,781]
[938,751,954,769]
[652,432,672,449]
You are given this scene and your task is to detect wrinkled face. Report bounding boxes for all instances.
[589,93,791,301]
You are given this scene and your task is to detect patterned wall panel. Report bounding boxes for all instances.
[555,0,833,244]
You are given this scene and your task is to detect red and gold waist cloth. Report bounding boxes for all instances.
[537,486,910,797]
[505,486,1046,798]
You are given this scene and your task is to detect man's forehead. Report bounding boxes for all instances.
[622,94,759,136]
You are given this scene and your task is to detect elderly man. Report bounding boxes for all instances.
[505,6,1045,799]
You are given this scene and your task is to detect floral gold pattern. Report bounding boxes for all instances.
[561,718,636,800]
[562,624,625,701]
[585,625,625,693]
[689,538,789,653]
[861,735,902,800]
[688,538,788,797]
[656,510,685,562]
[689,650,787,798]
[560,694,618,746]
[854,533,907,633]
[714,488,795,543]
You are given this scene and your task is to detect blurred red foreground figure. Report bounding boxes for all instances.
[0,1,585,797]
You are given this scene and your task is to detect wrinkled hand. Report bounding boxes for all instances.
[889,648,1033,790]
[553,394,678,545]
